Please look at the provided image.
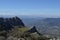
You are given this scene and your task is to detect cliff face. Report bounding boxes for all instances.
[0,16,25,31]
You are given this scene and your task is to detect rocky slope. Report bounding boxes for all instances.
[0,16,25,31]
[0,16,49,40]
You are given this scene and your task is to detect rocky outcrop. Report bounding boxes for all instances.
[0,16,25,31]
[27,26,41,35]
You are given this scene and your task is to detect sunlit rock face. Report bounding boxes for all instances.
[0,16,25,31]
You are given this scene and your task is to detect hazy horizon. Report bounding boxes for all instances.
[0,0,60,18]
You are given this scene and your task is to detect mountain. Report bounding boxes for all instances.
[0,15,44,27]
[0,16,49,40]
[0,16,25,31]
[0,15,60,38]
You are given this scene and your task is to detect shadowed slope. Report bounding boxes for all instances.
[27,26,41,35]
[0,16,25,31]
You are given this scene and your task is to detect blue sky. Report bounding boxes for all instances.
[0,0,60,17]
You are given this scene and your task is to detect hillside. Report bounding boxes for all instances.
[0,16,49,40]
[0,16,25,31]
